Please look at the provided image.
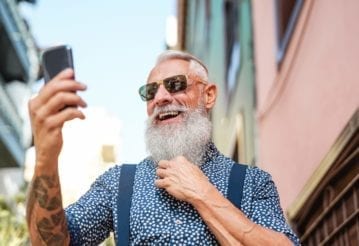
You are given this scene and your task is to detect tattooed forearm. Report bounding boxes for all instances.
[26,174,69,245]
[33,175,62,210]
[37,210,68,245]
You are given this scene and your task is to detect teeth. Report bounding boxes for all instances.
[158,111,180,120]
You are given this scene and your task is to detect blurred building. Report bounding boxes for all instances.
[24,107,122,207]
[0,0,40,196]
[174,0,358,244]
[175,0,257,165]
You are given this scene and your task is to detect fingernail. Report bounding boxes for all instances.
[63,68,73,73]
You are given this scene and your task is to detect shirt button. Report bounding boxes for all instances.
[175,219,182,225]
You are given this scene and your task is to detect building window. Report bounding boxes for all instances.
[275,0,303,64]
[188,0,211,58]
[101,145,116,163]
[224,0,241,96]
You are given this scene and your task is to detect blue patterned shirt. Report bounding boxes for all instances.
[65,142,300,245]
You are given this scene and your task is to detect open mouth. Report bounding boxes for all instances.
[156,110,182,121]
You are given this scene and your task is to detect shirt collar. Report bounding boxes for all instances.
[201,141,220,165]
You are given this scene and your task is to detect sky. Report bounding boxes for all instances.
[20,0,176,164]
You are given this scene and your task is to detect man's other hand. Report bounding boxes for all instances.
[155,156,211,203]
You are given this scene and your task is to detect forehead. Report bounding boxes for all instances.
[147,59,190,83]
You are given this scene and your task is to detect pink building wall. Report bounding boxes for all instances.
[252,0,359,210]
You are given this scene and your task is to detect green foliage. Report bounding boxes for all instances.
[0,191,29,246]
[0,188,116,245]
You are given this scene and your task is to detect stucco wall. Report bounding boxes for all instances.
[252,0,359,209]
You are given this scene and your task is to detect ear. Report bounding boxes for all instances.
[204,84,217,111]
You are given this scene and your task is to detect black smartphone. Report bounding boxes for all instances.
[42,45,74,83]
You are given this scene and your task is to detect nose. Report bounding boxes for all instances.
[153,84,173,106]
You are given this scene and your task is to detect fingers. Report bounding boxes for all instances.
[39,80,87,108]
[156,156,194,181]
[29,82,86,118]
[43,91,87,114]
[29,92,87,128]
[34,68,86,109]
[40,107,86,130]
[156,167,167,178]
[28,68,88,129]
[154,178,169,188]
[156,160,174,178]
[158,160,170,169]
[156,160,172,188]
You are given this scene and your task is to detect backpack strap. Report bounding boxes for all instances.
[227,163,247,209]
[116,164,137,246]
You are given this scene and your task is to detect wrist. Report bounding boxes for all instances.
[190,183,232,212]
[35,157,59,173]
[187,182,214,206]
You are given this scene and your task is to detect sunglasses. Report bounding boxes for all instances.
[138,74,207,101]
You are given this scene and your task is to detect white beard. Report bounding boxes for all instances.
[145,104,212,166]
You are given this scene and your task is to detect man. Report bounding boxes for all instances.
[26,50,300,245]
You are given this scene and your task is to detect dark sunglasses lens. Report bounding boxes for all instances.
[164,75,187,93]
[139,83,158,101]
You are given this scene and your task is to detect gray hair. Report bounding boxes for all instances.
[155,50,209,81]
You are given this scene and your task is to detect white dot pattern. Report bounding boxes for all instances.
[65,142,300,245]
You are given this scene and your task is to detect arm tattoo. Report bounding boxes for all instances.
[37,211,68,245]
[33,175,62,210]
[27,174,69,245]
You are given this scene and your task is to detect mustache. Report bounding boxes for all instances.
[147,104,189,123]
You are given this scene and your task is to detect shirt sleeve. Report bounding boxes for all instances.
[65,165,121,245]
[246,167,301,245]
